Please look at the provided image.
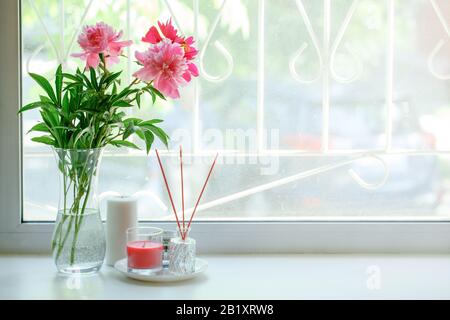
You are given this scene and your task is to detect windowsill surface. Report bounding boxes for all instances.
[1,254,450,299]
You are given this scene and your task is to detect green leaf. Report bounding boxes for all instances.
[39,95,54,104]
[100,71,122,88]
[149,91,156,104]
[18,101,47,113]
[39,107,62,146]
[135,128,145,141]
[124,118,143,125]
[110,140,140,150]
[62,91,69,117]
[40,107,59,128]
[31,135,55,146]
[55,64,63,104]
[122,126,133,140]
[139,119,163,126]
[89,67,98,90]
[113,111,126,121]
[62,73,81,82]
[29,72,57,103]
[77,70,92,89]
[112,88,138,104]
[143,130,154,154]
[112,100,133,107]
[148,86,166,100]
[62,82,81,92]
[52,126,76,131]
[72,126,91,147]
[140,123,169,147]
[122,123,139,140]
[27,122,49,134]
[136,92,141,108]
[142,87,156,104]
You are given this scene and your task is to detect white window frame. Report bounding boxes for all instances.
[2,0,450,254]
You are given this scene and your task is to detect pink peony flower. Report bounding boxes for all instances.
[142,19,198,61]
[136,19,199,99]
[141,26,163,44]
[133,39,195,99]
[158,19,183,43]
[181,36,199,80]
[72,22,132,68]
[142,19,181,44]
[182,36,198,61]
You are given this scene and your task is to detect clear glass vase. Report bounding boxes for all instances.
[51,148,105,274]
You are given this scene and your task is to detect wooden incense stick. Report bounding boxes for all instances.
[154,149,182,234]
[180,145,186,238]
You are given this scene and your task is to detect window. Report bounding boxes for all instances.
[21,0,450,221]
[1,0,450,253]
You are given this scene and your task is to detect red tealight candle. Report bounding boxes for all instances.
[127,240,163,270]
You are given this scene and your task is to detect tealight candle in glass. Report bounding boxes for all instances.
[169,227,196,274]
[126,227,163,274]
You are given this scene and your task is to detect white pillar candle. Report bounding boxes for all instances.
[106,196,138,266]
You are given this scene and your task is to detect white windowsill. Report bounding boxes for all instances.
[1,254,450,299]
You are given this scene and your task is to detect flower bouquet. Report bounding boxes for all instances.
[19,19,198,274]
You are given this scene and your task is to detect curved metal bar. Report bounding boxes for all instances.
[63,0,94,63]
[26,43,57,81]
[289,43,323,84]
[26,44,45,74]
[198,0,234,83]
[199,40,234,82]
[427,0,450,80]
[329,0,363,83]
[289,0,323,84]
[29,0,94,67]
[163,0,183,33]
[428,39,450,80]
[330,43,363,83]
[429,0,450,37]
[347,154,389,190]
[28,0,62,63]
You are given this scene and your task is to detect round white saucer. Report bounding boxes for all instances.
[114,258,207,282]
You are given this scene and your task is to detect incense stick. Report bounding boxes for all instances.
[155,149,182,234]
[186,153,219,231]
[180,145,186,239]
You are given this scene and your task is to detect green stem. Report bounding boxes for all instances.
[52,157,69,254]
[55,214,74,262]
[69,162,95,265]
[52,151,99,266]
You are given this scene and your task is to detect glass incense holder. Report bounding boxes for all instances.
[169,227,196,274]
[126,227,163,274]
[162,229,177,267]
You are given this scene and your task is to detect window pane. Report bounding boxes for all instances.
[22,0,450,221]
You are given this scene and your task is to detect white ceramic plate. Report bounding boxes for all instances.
[114,258,208,282]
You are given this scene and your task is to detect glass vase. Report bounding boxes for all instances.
[51,148,106,274]
[169,228,196,274]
